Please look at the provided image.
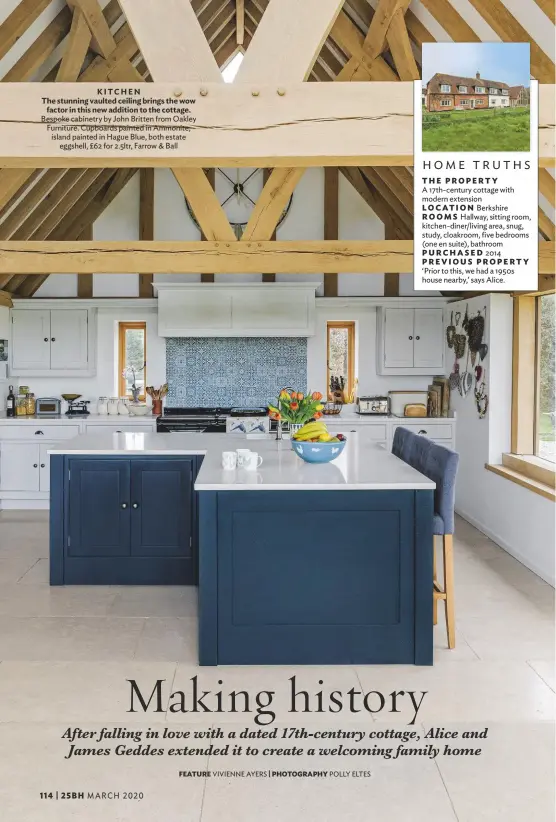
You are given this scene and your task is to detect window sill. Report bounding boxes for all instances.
[486,461,556,502]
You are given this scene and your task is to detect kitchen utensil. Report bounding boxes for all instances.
[470,350,477,367]
[356,396,389,415]
[467,308,485,353]
[449,361,460,390]
[459,349,472,397]
[462,304,469,332]
[65,399,90,416]
[475,365,483,382]
[222,451,238,470]
[61,393,81,401]
[291,439,346,464]
[389,391,428,416]
[454,333,466,359]
[243,452,263,471]
[479,343,488,361]
[446,311,456,348]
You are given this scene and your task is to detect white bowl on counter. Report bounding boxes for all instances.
[128,403,151,416]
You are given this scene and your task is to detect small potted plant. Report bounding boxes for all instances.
[268,390,324,434]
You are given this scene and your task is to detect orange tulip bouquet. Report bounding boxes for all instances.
[268,390,324,425]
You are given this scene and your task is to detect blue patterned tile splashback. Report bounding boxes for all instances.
[166,337,307,407]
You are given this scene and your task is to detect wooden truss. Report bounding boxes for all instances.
[0,0,554,298]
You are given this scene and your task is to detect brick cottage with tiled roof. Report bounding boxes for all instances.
[425,72,510,112]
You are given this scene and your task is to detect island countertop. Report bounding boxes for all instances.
[48,432,435,491]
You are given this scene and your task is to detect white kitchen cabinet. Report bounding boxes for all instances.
[377,307,444,375]
[85,423,156,435]
[39,444,51,493]
[10,307,96,376]
[11,309,51,372]
[50,310,89,370]
[0,442,41,492]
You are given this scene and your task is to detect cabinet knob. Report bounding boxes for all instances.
[415,335,420,340]
[51,338,56,342]
[121,502,128,509]
[44,337,48,342]
[408,336,413,340]
[35,430,44,435]
[33,463,38,468]
[132,503,139,509]
[40,463,45,468]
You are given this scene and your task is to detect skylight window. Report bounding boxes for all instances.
[222,51,244,83]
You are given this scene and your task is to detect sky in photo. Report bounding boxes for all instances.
[422,42,531,86]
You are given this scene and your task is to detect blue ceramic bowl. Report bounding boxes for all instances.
[291,438,346,463]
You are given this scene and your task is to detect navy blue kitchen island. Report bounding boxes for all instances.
[49,433,434,666]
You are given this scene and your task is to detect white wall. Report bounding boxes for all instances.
[445,294,555,586]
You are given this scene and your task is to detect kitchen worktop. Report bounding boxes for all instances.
[48,431,435,491]
[0,412,157,423]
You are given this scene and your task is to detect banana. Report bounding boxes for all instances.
[297,421,327,435]
[293,421,328,441]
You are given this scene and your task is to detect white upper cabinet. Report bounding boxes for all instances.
[10,307,96,376]
[156,283,316,337]
[11,309,51,372]
[49,310,89,370]
[377,307,444,375]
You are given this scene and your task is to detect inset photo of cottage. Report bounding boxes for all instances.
[422,42,531,152]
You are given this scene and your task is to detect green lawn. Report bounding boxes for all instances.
[422,107,530,152]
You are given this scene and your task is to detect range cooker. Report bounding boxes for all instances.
[156,407,269,434]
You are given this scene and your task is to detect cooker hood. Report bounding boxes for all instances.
[154,283,317,337]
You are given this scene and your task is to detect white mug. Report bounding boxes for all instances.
[222,451,238,470]
[236,449,252,467]
[243,452,263,471]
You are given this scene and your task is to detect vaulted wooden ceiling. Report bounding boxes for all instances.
[0,0,554,297]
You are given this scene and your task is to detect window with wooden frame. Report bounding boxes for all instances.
[326,322,355,402]
[488,291,555,501]
[118,322,147,400]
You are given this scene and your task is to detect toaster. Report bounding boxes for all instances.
[356,396,389,415]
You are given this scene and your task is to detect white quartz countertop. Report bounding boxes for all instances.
[48,432,435,491]
[0,413,156,423]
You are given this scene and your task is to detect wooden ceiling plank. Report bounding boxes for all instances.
[2,5,72,82]
[49,169,126,239]
[532,0,556,25]
[539,168,556,209]
[68,0,117,58]
[55,8,92,82]
[330,12,399,81]
[0,169,37,211]
[0,0,52,62]
[237,0,344,83]
[0,240,416,274]
[119,0,234,242]
[78,26,138,81]
[324,167,339,297]
[242,168,305,241]
[236,0,245,45]
[386,9,420,80]
[12,170,87,241]
[364,0,410,60]
[0,169,41,218]
[204,5,236,46]
[31,170,106,240]
[371,166,413,213]
[139,168,155,297]
[417,0,480,42]
[539,207,555,241]
[0,169,67,239]
[108,57,144,81]
[360,167,413,231]
[3,240,553,275]
[119,0,222,82]
[466,0,555,83]
[173,169,236,242]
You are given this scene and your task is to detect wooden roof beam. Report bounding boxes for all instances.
[68,0,117,58]
[0,0,52,62]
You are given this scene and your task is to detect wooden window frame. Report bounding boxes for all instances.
[326,321,355,401]
[487,291,556,500]
[118,321,147,400]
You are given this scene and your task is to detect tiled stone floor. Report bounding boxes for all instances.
[0,511,553,821]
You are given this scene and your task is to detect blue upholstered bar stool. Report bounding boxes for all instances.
[392,431,460,649]
[422,442,459,649]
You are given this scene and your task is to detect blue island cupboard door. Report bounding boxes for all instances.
[130,459,193,560]
[68,459,131,558]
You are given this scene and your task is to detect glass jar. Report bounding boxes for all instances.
[97,396,108,415]
[25,393,36,415]
[118,397,130,415]
[107,398,119,416]
[16,395,27,416]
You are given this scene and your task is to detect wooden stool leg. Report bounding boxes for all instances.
[432,535,438,626]
[443,534,455,649]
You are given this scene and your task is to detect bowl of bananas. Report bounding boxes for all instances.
[290,420,346,464]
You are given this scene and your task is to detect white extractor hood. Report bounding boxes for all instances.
[154,283,317,337]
